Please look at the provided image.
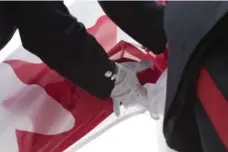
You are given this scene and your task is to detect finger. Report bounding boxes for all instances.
[149,112,160,120]
[137,88,160,120]
[121,60,152,73]
[113,100,121,117]
[136,86,149,107]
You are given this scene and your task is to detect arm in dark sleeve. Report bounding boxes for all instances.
[6,1,116,99]
[98,1,167,54]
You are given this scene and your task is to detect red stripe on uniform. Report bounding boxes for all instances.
[197,68,228,149]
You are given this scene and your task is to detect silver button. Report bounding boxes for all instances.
[111,74,116,81]
[104,71,112,78]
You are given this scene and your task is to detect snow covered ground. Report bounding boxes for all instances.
[0,1,176,152]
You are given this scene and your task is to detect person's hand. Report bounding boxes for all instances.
[110,60,152,116]
[144,69,167,120]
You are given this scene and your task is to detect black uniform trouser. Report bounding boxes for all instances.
[194,101,227,152]
[194,34,228,152]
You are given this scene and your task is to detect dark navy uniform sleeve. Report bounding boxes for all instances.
[6,1,116,99]
[99,1,167,54]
